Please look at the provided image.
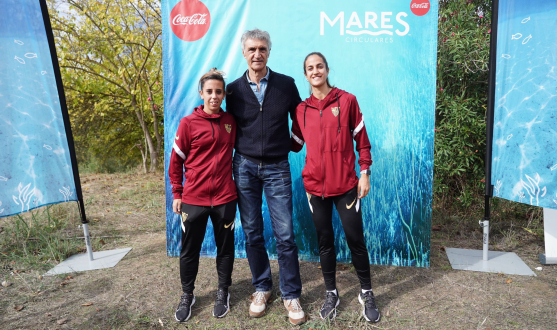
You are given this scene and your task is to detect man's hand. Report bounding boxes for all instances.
[172,199,182,215]
[357,174,370,198]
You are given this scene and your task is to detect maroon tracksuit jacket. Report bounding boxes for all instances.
[169,106,237,207]
[291,87,372,197]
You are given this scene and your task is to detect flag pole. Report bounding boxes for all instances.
[482,0,500,261]
[39,0,93,261]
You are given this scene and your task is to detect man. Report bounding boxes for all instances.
[226,28,305,325]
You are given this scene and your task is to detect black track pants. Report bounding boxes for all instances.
[179,199,237,294]
[307,187,372,291]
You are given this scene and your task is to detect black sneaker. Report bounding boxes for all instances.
[175,292,195,322]
[213,288,230,318]
[319,290,340,320]
[358,290,380,323]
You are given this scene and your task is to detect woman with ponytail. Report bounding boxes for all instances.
[291,53,380,323]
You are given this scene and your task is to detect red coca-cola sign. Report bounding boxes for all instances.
[170,0,211,41]
[410,0,430,16]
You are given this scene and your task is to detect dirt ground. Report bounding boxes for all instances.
[1,173,557,329]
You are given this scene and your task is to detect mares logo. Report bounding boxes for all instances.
[320,11,410,37]
[170,0,211,42]
[410,0,430,16]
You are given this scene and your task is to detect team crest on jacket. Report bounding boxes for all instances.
[331,107,339,117]
[225,124,232,133]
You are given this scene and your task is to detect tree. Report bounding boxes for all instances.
[48,0,163,172]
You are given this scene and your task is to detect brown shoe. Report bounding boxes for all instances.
[283,298,307,325]
[249,291,274,318]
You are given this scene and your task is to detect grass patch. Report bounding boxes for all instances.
[0,203,102,273]
[1,173,553,330]
[432,195,544,250]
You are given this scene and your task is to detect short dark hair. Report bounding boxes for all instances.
[199,68,226,91]
[303,52,332,89]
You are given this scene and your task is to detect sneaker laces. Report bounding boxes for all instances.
[179,293,193,308]
[322,292,337,310]
[362,291,377,309]
[252,291,266,304]
[216,290,228,305]
[287,298,302,311]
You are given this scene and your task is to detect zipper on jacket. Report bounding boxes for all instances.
[243,71,270,160]
[210,118,220,208]
[259,74,270,160]
[260,104,264,159]
[320,109,326,199]
[210,119,214,207]
[260,92,269,160]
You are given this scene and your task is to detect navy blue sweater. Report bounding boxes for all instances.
[226,69,301,163]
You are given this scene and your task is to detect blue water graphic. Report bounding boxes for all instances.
[163,0,437,267]
[0,0,77,218]
[492,0,557,209]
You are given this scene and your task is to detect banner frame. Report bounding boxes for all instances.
[38,0,87,224]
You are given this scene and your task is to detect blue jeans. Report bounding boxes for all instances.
[233,153,302,299]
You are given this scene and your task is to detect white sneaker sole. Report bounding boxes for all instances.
[175,296,195,322]
[249,291,273,317]
[320,297,340,320]
[212,292,230,318]
[358,294,380,323]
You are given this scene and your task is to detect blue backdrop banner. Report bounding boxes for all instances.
[0,0,77,218]
[492,0,557,209]
[163,0,438,266]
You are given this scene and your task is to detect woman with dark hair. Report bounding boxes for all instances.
[291,52,380,323]
[169,68,237,322]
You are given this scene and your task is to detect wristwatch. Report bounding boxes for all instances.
[360,169,371,175]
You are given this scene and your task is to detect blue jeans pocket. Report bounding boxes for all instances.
[232,153,246,169]
[280,171,291,186]
[233,154,251,188]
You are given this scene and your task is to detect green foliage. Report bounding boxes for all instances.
[48,0,163,173]
[435,0,492,205]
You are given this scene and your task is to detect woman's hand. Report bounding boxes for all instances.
[172,199,182,215]
[358,174,370,198]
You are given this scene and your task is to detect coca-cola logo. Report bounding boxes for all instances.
[170,0,211,41]
[410,0,430,16]
[173,13,208,26]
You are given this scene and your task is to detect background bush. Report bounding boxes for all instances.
[435,0,492,207]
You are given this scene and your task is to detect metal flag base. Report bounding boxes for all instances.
[44,223,132,276]
[44,247,132,276]
[446,220,535,276]
[446,248,535,276]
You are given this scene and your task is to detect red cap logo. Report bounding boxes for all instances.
[410,0,430,16]
[170,0,211,41]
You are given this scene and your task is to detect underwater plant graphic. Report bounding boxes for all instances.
[521,174,546,206]
[59,186,73,202]
[494,180,503,197]
[518,191,526,203]
[12,182,36,213]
